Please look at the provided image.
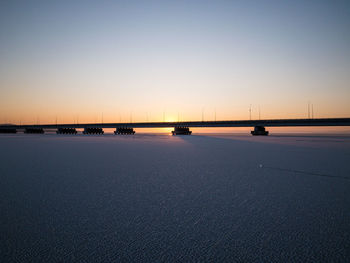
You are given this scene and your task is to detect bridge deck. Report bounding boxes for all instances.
[1,118,350,129]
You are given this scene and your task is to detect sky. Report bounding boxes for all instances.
[1,0,350,124]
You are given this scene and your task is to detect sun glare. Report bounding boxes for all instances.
[165,118,177,123]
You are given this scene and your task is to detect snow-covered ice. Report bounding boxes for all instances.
[1,133,350,262]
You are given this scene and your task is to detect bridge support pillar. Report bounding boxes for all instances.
[172,127,192,135]
[24,128,44,134]
[251,126,269,136]
[57,128,77,134]
[0,128,17,133]
[114,127,135,135]
[83,128,104,135]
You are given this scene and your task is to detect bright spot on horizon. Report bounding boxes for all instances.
[165,118,177,123]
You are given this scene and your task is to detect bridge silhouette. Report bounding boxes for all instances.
[1,117,350,135]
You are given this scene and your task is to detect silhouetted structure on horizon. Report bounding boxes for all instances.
[1,117,350,136]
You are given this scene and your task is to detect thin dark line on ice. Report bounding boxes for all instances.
[262,166,350,180]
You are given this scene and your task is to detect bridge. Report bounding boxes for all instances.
[0,117,350,135]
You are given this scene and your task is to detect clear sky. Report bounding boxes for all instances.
[1,0,349,124]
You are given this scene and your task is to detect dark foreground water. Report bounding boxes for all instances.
[1,133,350,262]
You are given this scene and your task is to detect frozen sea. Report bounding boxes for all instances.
[1,133,350,262]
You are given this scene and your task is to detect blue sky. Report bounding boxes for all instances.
[1,0,349,123]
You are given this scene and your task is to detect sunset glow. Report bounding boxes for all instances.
[1,1,349,127]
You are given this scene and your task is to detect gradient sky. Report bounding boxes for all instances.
[1,0,349,124]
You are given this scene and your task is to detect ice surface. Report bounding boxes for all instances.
[1,133,350,262]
